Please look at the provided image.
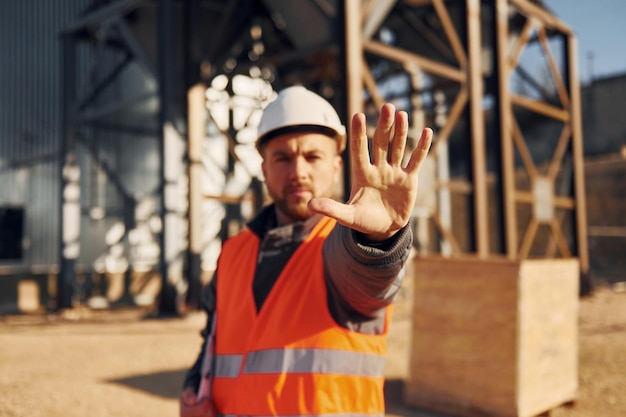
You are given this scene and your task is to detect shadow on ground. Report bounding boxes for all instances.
[109,372,449,417]
[384,379,452,417]
[108,369,187,399]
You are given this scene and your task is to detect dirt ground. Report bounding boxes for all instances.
[1,282,625,417]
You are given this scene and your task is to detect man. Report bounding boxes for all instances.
[180,85,432,417]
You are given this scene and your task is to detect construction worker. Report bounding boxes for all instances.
[180,85,433,417]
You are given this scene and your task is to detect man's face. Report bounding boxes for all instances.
[261,132,343,225]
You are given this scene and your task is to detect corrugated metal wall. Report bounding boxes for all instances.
[0,0,92,270]
[0,0,182,292]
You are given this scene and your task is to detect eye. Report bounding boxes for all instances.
[305,153,322,162]
[273,154,290,163]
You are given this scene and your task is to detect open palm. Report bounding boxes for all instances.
[308,103,432,241]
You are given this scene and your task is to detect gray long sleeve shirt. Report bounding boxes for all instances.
[183,204,412,391]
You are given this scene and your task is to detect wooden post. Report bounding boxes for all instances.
[342,0,363,200]
[495,0,518,259]
[345,0,363,117]
[567,34,590,274]
[467,0,490,257]
[186,83,206,308]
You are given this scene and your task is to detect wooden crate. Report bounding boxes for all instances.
[404,257,579,417]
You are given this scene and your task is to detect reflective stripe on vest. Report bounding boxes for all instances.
[218,414,385,417]
[215,348,386,378]
[214,354,242,378]
[218,414,384,417]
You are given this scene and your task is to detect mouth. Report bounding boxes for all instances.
[286,186,312,199]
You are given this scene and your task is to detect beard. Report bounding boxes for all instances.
[274,197,313,222]
[268,183,315,223]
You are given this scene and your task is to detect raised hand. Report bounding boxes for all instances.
[308,103,432,241]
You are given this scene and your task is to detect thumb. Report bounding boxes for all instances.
[308,198,355,225]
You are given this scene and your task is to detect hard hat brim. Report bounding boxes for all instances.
[256,124,346,153]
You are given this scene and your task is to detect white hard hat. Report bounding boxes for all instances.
[256,86,346,152]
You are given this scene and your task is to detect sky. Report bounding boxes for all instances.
[544,0,626,84]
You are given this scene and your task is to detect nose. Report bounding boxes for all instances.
[289,155,308,180]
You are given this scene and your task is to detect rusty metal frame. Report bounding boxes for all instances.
[360,0,493,257]
[357,0,587,271]
[496,0,589,272]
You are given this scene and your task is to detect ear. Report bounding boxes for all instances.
[261,159,267,179]
[333,155,343,183]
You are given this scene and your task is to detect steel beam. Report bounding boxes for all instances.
[57,34,78,310]
[156,0,182,316]
[63,0,146,34]
[112,16,158,79]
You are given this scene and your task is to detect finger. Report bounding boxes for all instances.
[308,197,355,226]
[351,112,371,170]
[372,103,395,165]
[389,111,408,166]
[405,127,433,173]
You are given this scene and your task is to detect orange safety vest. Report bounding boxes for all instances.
[212,216,390,417]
